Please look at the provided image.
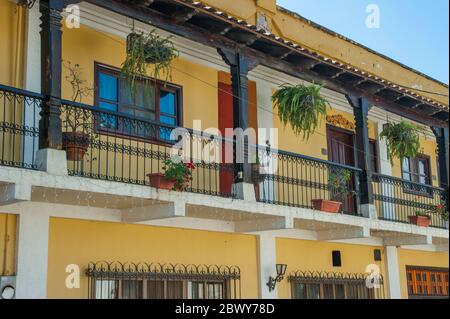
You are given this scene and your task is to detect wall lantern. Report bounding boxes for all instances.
[266,264,287,292]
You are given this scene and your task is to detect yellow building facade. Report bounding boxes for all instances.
[0,0,448,300]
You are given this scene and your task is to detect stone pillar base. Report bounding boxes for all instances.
[233,182,256,201]
[360,204,378,219]
[36,149,68,176]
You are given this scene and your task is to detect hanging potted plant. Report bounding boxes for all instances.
[408,211,431,227]
[148,156,195,191]
[272,83,328,141]
[121,29,179,93]
[62,61,95,161]
[312,168,355,213]
[379,121,422,163]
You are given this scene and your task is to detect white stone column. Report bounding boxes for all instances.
[15,211,50,299]
[385,246,402,299]
[376,118,396,220]
[22,0,41,167]
[255,78,276,203]
[257,234,278,299]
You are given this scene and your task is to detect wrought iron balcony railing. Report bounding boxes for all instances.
[60,99,236,198]
[373,173,448,229]
[254,146,363,216]
[0,84,41,170]
[0,84,448,229]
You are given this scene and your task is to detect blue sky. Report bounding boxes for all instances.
[277,0,449,85]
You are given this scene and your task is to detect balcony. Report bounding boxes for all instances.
[0,83,448,231]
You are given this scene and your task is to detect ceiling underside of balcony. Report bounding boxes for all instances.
[83,0,449,127]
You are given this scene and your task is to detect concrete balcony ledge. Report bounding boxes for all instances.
[0,165,448,251]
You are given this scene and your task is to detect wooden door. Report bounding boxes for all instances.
[218,75,257,196]
[327,126,356,214]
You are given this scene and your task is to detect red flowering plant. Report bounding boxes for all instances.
[163,156,195,191]
[433,201,448,222]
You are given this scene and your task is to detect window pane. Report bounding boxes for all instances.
[335,284,345,299]
[99,101,117,112]
[166,281,184,299]
[99,102,118,129]
[207,283,223,300]
[402,158,412,181]
[292,283,307,299]
[95,280,118,299]
[307,284,321,299]
[188,282,204,299]
[160,90,176,115]
[147,280,165,299]
[99,73,118,101]
[121,280,143,299]
[323,284,334,299]
[159,116,176,141]
[160,115,176,126]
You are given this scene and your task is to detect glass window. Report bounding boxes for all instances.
[121,280,143,299]
[207,283,224,300]
[94,280,118,299]
[307,284,321,299]
[96,65,181,142]
[402,155,432,187]
[334,284,346,299]
[147,280,165,299]
[188,282,205,299]
[292,283,307,299]
[369,140,379,173]
[166,281,184,299]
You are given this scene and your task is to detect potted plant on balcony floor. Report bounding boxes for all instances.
[62,61,95,161]
[312,168,354,214]
[148,156,195,191]
[408,211,431,227]
[121,29,179,93]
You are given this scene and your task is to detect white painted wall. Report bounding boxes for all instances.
[257,234,278,299]
[22,1,41,167]
[385,246,402,299]
[15,210,50,299]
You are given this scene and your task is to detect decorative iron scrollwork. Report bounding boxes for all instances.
[18,0,37,9]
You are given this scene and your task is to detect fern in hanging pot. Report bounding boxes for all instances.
[121,30,179,92]
[380,121,423,163]
[272,83,329,141]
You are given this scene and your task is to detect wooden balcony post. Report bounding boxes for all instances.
[218,49,258,199]
[39,0,63,150]
[432,127,449,189]
[349,96,374,206]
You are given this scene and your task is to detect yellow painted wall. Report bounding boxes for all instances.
[62,25,218,130]
[276,105,377,159]
[0,213,17,276]
[47,218,259,299]
[276,238,388,299]
[397,248,449,299]
[202,0,448,105]
[0,0,25,88]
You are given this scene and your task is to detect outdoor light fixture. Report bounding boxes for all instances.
[18,0,37,9]
[1,285,15,300]
[267,264,287,292]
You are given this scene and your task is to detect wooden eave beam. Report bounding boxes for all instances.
[85,0,448,128]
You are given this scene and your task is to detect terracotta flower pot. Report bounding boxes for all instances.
[148,173,176,191]
[62,132,90,161]
[311,199,342,214]
[408,216,431,227]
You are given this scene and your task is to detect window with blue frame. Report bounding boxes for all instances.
[95,64,181,142]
